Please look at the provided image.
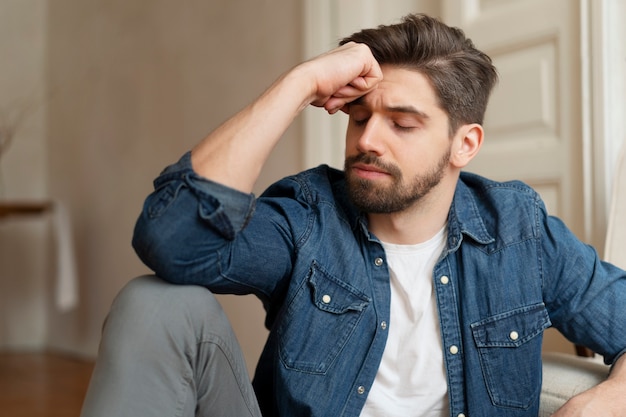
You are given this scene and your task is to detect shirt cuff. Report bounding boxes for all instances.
[162,151,256,236]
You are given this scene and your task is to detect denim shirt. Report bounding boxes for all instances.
[133,152,626,417]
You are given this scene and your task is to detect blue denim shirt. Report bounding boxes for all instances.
[133,152,626,417]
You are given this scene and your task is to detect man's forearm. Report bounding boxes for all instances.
[191,68,314,194]
[189,42,383,194]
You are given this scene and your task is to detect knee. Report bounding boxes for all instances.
[111,275,222,316]
[103,275,230,345]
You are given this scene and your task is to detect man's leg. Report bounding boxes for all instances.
[80,275,262,417]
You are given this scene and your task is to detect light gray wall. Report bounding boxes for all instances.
[0,0,302,372]
[0,0,49,350]
[44,0,304,367]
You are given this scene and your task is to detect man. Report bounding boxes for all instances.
[81,14,626,417]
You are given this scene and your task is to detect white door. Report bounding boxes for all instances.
[442,0,584,354]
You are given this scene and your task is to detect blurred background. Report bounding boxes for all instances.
[0,0,624,412]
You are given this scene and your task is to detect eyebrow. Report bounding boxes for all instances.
[351,97,430,120]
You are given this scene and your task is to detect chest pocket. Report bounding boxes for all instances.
[278,261,370,374]
[471,303,551,409]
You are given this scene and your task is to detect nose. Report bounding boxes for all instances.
[355,118,385,156]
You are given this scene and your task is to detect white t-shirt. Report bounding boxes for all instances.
[360,227,449,417]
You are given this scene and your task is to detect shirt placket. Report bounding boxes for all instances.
[341,241,391,416]
[434,254,467,417]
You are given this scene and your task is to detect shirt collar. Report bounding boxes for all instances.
[447,175,495,251]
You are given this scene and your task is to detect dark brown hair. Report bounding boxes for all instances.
[340,14,498,135]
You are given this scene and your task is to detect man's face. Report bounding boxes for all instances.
[344,66,454,214]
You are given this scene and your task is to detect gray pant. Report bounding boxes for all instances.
[80,275,262,417]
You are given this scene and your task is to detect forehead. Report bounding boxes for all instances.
[355,65,441,112]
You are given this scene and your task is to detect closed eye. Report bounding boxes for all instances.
[393,122,416,132]
[353,117,369,126]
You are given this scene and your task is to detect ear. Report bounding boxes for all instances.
[450,123,483,168]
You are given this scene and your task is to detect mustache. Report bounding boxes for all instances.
[344,153,402,178]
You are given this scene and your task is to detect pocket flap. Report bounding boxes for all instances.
[471,303,551,348]
[308,261,370,314]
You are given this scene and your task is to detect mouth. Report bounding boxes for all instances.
[350,162,391,180]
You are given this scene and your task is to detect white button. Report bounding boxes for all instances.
[380,321,387,330]
[449,345,459,355]
[510,331,519,341]
[322,294,331,304]
[440,276,450,285]
[374,257,384,266]
[458,414,466,417]
[357,385,366,394]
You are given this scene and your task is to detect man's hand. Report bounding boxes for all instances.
[299,42,383,114]
[552,354,626,416]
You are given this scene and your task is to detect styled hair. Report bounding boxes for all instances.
[340,14,498,135]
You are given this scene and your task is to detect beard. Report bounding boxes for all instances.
[344,150,451,214]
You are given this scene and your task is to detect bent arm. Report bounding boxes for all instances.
[190,42,383,193]
[132,154,300,297]
[133,43,381,292]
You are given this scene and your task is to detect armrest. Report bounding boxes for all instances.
[539,352,610,416]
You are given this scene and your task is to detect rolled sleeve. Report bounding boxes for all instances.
[155,151,256,239]
[133,151,257,283]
